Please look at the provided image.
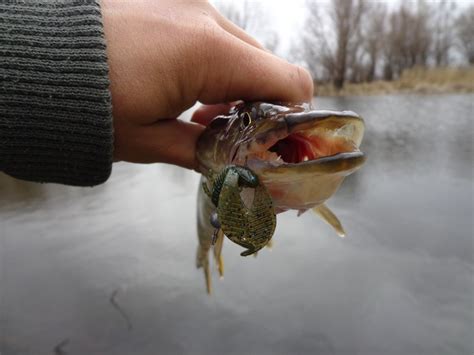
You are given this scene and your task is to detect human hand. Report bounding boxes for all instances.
[102,0,313,170]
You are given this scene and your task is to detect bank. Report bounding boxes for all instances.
[316,66,474,96]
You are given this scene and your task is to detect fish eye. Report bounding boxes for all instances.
[241,112,252,128]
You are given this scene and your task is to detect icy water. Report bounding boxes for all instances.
[1,94,473,355]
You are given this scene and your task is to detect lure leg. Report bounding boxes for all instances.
[240,243,261,257]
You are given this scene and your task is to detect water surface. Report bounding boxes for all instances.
[1,94,472,355]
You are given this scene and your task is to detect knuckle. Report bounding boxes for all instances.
[296,66,314,100]
[199,25,232,67]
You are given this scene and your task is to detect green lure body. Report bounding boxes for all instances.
[203,165,276,256]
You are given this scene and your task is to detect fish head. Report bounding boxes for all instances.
[196,102,366,211]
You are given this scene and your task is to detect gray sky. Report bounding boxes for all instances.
[212,0,474,57]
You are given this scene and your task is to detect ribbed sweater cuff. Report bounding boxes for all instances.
[0,0,113,186]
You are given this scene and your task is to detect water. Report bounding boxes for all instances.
[1,94,472,355]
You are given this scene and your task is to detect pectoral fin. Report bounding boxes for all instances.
[312,204,346,237]
[204,263,212,295]
[297,209,308,217]
[265,239,273,250]
[202,180,212,199]
[212,229,225,278]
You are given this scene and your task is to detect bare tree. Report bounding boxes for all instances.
[455,4,474,65]
[302,0,367,89]
[332,0,366,89]
[383,1,432,79]
[431,1,455,66]
[299,0,459,85]
[411,1,432,66]
[362,3,387,82]
[300,2,331,81]
[382,12,400,80]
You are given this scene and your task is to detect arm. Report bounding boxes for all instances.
[0,0,113,186]
[1,0,314,186]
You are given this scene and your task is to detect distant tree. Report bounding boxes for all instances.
[361,3,387,81]
[299,2,332,81]
[455,5,474,65]
[411,1,432,66]
[297,0,458,84]
[302,0,367,89]
[431,1,455,66]
[383,1,432,79]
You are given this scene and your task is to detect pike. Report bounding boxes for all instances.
[195,102,366,293]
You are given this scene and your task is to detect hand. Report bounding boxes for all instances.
[102,0,313,170]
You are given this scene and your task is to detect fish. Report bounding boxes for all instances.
[195,102,366,293]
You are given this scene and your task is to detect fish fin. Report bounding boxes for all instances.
[211,228,219,245]
[196,244,206,268]
[201,181,212,199]
[253,251,258,258]
[196,243,212,294]
[312,204,346,237]
[204,262,212,295]
[297,209,308,217]
[213,229,225,278]
[266,239,273,250]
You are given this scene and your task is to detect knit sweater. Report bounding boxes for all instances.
[0,0,113,186]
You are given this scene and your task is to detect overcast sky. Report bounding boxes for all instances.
[212,0,474,57]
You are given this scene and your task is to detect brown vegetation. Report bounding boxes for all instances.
[316,66,474,96]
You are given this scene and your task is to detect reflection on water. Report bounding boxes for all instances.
[0,94,473,355]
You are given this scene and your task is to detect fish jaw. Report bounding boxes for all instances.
[244,110,366,210]
[250,152,365,210]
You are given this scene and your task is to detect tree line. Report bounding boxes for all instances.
[215,0,474,90]
[301,0,473,89]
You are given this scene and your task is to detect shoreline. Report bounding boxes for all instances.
[315,67,474,97]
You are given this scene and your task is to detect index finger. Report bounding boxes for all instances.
[197,31,314,105]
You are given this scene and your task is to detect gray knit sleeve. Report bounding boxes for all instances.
[0,0,113,186]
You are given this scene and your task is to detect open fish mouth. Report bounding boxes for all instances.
[238,110,366,176]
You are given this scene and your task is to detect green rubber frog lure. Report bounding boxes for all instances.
[201,165,276,257]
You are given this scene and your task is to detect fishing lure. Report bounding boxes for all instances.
[202,165,276,256]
